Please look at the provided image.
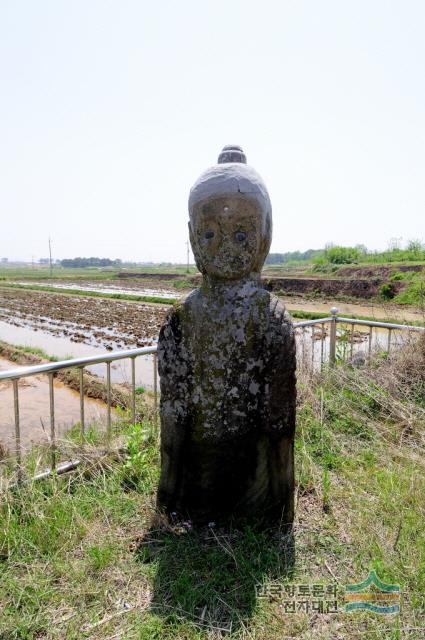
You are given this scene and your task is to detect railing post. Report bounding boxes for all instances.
[79,367,85,438]
[350,324,355,359]
[311,326,315,367]
[48,373,56,470]
[153,352,158,424]
[368,326,373,363]
[329,307,338,366]
[106,361,112,444]
[13,380,23,485]
[131,357,136,426]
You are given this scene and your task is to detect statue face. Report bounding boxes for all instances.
[190,196,264,280]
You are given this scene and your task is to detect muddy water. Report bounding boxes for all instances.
[0,358,109,451]
[0,287,164,389]
[0,320,156,389]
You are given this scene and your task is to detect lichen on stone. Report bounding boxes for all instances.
[157,146,296,525]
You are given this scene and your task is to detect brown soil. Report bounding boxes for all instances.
[263,276,404,299]
[337,264,425,278]
[0,288,168,351]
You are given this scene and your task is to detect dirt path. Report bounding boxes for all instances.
[285,296,424,323]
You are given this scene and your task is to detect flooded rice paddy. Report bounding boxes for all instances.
[0,287,166,386]
[14,280,181,299]
[0,287,167,449]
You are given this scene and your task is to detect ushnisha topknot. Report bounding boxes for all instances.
[188,145,273,236]
[217,144,247,164]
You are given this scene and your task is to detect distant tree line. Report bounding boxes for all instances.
[266,239,425,266]
[265,250,323,264]
[317,240,425,265]
[60,257,122,268]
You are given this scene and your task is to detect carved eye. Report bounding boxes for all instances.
[235,231,246,242]
[205,230,215,240]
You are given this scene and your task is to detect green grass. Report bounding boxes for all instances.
[0,282,177,305]
[394,278,425,306]
[0,265,199,281]
[0,340,61,363]
[1,348,425,638]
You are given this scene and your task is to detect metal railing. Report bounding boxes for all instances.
[294,307,424,368]
[0,308,424,485]
[0,346,158,485]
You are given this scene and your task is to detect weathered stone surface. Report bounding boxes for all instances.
[157,145,296,525]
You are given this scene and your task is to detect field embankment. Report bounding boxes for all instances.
[264,275,390,299]
[264,262,425,306]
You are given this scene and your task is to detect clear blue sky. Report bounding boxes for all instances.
[1,1,424,262]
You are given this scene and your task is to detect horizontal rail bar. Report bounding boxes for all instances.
[7,459,82,488]
[32,459,81,482]
[293,317,334,328]
[335,316,425,332]
[0,345,158,382]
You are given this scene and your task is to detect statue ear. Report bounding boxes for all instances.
[256,213,272,271]
[188,221,195,251]
[188,221,204,274]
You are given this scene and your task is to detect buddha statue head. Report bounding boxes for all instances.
[188,145,272,281]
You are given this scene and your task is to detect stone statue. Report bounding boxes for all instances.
[157,145,296,525]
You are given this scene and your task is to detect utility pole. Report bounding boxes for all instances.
[48,237,53,277]
[186,240,190,274]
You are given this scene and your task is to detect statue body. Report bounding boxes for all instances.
[157,146,296,524]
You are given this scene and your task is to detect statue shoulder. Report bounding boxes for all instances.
[182,287,202,307]
[268,293,294,335]
[178,287,204,319]
[159,288,201,339]
[269,293,292,321]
